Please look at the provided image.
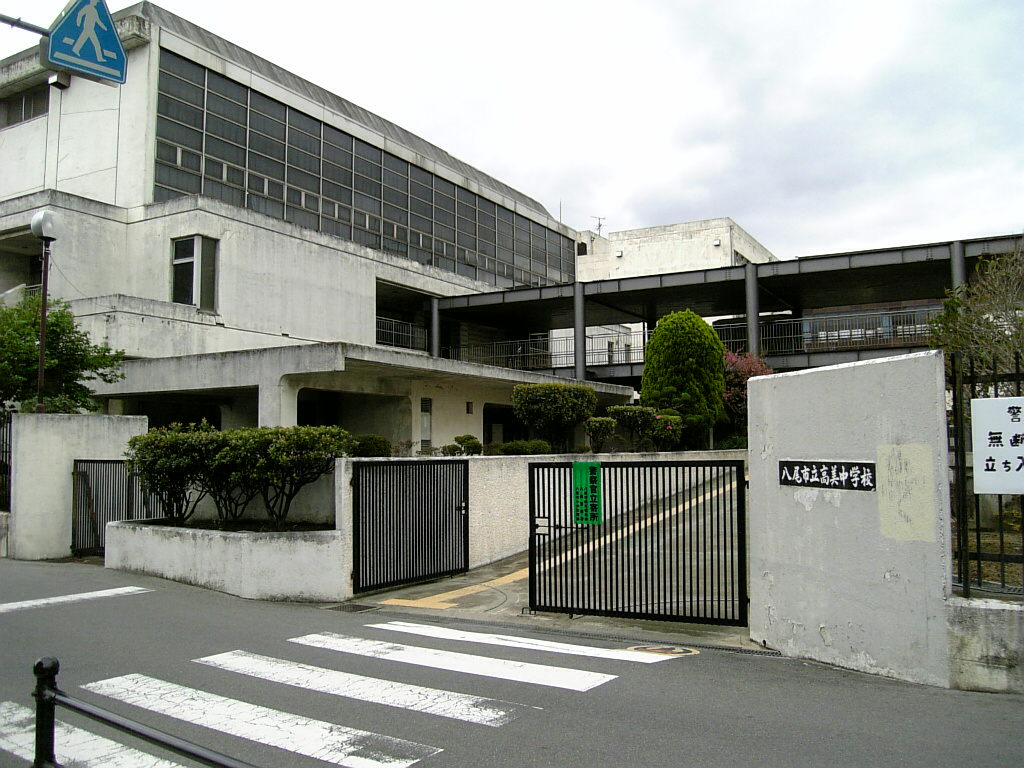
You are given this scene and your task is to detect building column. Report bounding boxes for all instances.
[744,261,761,356]
[574,281,586,380]
[258,375,300,426]
[430,297,441,357]
[950,240,966,290]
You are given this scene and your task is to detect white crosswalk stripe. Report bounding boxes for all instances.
[195,649,538,726]
[367,620,673,662]
[0,700,185,768]
[1,620,661,768]
[0,586,152,615]
[289,632,618,691]
[82,673,442,768]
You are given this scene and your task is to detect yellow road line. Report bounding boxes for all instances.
[380,568,529,609]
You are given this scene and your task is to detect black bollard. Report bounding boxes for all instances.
[32,657,61,768]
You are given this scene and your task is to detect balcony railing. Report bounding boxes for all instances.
[440,307,942,371]
[376,317,428,351]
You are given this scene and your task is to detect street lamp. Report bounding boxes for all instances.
[29,210,60,413]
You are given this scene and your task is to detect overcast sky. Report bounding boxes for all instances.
[2,0,1021,259]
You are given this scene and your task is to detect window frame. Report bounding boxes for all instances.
[171,235,218,312]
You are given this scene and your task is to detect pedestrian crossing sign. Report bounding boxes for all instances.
[45,0,127,85]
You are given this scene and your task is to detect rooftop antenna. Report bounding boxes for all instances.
[592,216,605,237]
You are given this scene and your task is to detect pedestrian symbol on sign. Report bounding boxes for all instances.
[45,0,127,85]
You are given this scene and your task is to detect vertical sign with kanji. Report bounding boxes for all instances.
[572,461,603,525]
[971,396,1024,494]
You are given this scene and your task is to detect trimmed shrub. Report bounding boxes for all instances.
[607,405,657,451]
[584,417,616,453]
[511,383,597,452]
[454,434,483,456]
[648,413,683,451]
[440,443,461,456]
[126,422,212,524]
[351,433,392,457]
[198,428,261,521]
[497,439,552,455]
[641,310,725,447]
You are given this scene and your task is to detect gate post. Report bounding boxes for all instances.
[32,657,60,768]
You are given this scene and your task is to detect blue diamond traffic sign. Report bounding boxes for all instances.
[46,0,126,85]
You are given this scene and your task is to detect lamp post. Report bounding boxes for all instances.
[29,210,60,413]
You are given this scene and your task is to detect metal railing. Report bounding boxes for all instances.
[376,317,428,351]
[72,460,164,553]
[31,657,262,768]
[950,354,1023,597]
[441,308,941,371]
[715,307,942,356]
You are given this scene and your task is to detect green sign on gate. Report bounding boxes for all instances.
[572,461,603,525]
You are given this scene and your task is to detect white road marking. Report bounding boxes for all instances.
[289,633,617,692]
[0,586,152,615]
[0,700,184,768]
[82,674,441,768]
[367,621,674,663]
[195,649,537,727]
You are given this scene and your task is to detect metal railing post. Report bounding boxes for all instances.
[32,657,60,768]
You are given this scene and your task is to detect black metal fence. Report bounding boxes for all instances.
[72,460,163,554]
[0,410,11,511]
[529,460,747,625]
[950,354,1023,597]
[352,459,469,593]
[31,657,261,768]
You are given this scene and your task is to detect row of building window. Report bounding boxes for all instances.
[154,49,575,288]
[0,86,48,129]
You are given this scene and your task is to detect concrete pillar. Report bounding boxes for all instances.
[573,281,586,380]
[950,240,966,289]
[745,261,761,356]
[430,297,441,357]
[258,375,300,426]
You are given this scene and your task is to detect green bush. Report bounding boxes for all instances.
[648,414,683,451]
[126,422,211,524]
[584,417,616,453]
[607,406,657,450]
[440,443,461,456]
[454,434,483,456]
[497,439,552,455]
[640,310,725,447]
[197,428,262,521]
[351,433,392,457]
[511,383,597,451]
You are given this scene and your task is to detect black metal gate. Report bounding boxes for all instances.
[529,460,746,625]
[352,459,469,593]
[0,411,11,511]
[72,460,163,554]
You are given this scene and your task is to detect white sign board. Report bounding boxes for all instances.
[971,396,1024,494]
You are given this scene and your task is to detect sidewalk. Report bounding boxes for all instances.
[346,551,769,653]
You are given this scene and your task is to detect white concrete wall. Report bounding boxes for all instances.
[747,351,953,687]
[8,414,149,560]
[947,597,1024,694]
[0,116,47,199]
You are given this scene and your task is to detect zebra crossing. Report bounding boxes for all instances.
[0,619,690,768]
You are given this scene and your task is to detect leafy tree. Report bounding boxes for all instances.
[510,383,597,451]
[0,293,124,412]
[640,310,725,446]
[723,351,773,430]
[930,240,1024,369]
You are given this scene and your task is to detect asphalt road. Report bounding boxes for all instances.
[1,558,1021,768]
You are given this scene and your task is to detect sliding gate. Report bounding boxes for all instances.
[352,459,469,593]
[529,460,746,625]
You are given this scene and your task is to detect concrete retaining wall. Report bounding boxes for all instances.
[947,597,1024,694]
[8,414,148,560]
[105,523,349,601]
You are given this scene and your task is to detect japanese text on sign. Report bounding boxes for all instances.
[572,461,603,525]
[778,461,876,491]
[971,396,1024,494]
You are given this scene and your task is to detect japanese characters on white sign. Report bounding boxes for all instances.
[971,396,1024,494]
